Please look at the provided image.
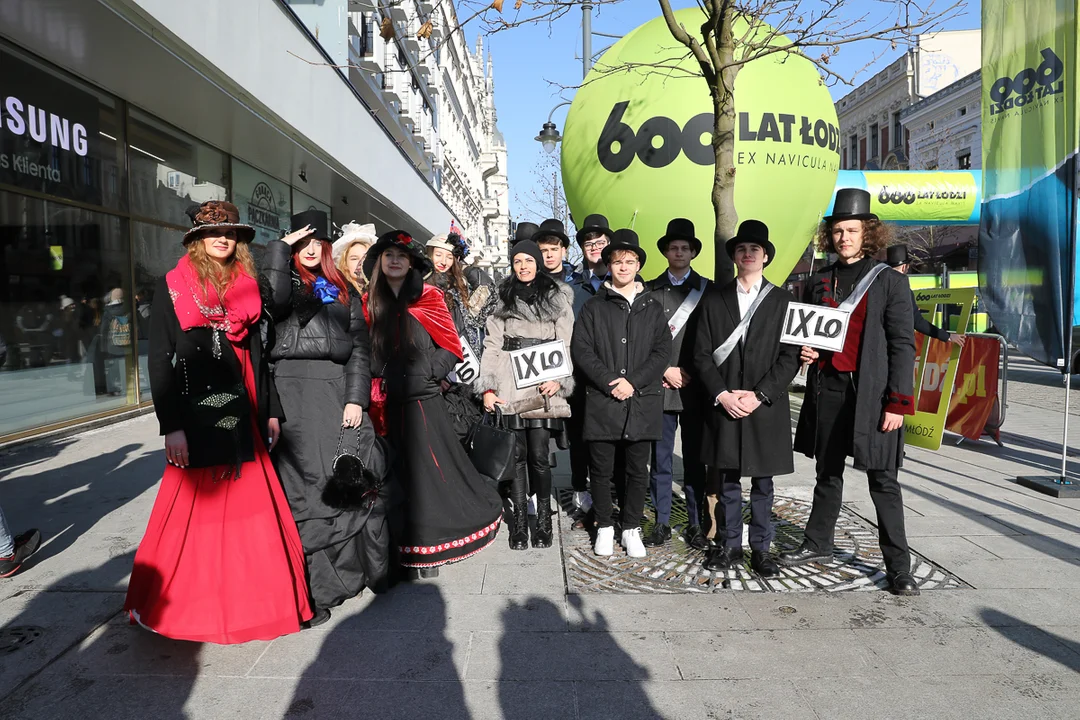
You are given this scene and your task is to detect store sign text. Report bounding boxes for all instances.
[1,95,88,156]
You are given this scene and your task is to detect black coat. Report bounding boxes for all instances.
[647,269,713,413]
[571,283,671,442]
[148,277,282,469]
[262,240,370,407]
[693,279,799,476]
[571,270,604,319]
[794,261,916,471]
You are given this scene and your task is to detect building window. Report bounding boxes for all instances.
[892,112,902,150]
[957,152,971,170]
[958,106,967,117]
[869,123,879,158]
[849,135,858,169]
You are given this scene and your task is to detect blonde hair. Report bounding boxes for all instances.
[335,238,372,294]
[608,248,640,264]
[186,234,256,297]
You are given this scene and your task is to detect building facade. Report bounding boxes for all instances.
[901,70,981,172]
[836,29,981,171]
[342,0,510,275]
[0,0,494,442]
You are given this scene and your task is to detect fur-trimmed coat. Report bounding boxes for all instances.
[476,282,576,419]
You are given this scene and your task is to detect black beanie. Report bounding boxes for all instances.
[510,239,545,272]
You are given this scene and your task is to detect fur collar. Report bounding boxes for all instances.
[493,283,572,322]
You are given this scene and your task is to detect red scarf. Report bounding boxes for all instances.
[165,255,262,342]
[363,284,463,360]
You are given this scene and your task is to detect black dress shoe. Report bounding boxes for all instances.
[683,525,709,551]
[303,607,331,629]
[570,508,594,531]
[703,546,742,572]
[889,571,920,596]
[751,550,781,578]
[643,523,672,547]
[777,543,832,566]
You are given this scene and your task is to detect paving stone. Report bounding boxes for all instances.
[576,679,816,720]
[481,561,567,595]
[566,594,756,632]
[950,557,1080,589]
[965,533,1080,560]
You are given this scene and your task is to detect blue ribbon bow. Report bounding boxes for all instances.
[313,276,339,305]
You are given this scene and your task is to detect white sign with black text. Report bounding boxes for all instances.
[509,340,570,389]
[780,302,850,353]
[450,336,480,385]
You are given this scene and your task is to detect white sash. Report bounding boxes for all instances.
[837,262,890,311]
[712,283,774,367]
[667,277,708,338]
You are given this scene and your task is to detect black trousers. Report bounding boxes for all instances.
[567,391,589,493]
[589,440,651,530]
[513,428,552,504]
[709,470,774,551]
[803,369,911,574]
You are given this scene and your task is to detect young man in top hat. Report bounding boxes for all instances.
[693,220,799,576]
[567,213,613,519]
[784,188,919,596]
[535,219,581,284]
[572,229,671,559]
[644,218,712,549]
[887,245,966,348]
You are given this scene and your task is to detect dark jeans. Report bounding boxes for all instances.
[803,369,911,574]
[513,427,552,504]
[567,392,589,493]
[708,470,774,551]
[650,411,706,527]
[589,440,651,530]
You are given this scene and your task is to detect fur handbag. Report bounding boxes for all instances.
[322,425,385,510]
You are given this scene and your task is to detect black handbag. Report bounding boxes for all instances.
[322,425,385,510]
[467,407,517,482]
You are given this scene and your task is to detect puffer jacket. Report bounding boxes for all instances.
[262,239,370,407]
[475,281,575,419]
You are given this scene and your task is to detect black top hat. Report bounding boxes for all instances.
[887,244,909,267]
[725,219,776,267]
[825,188,878,223]
[602,228,647,266]
[512,221,539,246]
[533,218,570,248]
[290,209,332,242]
[575,214,611,247]
[657,218,702,255]
[363,229,434,280]
[182,201,255,245]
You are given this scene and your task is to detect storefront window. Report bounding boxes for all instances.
[128,109,227,226]
[132,222,185,402]
[0,45,125,210]
[0,190,133,436]
[293,188,331,228]
[232,159,291,270]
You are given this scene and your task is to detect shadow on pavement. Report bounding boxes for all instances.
[980,609,1080,674]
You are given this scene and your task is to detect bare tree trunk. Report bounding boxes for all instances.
[711,9,738,286]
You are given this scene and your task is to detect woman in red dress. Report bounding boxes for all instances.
[125,201,312,644]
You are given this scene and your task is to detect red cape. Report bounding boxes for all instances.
[363,284,463,361]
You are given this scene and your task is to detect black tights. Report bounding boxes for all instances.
[511,428,552,507]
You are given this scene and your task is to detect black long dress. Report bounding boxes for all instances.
[373,278,502,568]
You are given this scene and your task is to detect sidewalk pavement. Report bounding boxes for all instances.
[1,384,1080,718]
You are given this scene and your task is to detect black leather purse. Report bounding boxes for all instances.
[467,407,518,482]
[322,425,385,510]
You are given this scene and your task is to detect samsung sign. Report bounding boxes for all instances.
[0,49,101,204]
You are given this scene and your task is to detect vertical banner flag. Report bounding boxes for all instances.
[978,0,1077,370]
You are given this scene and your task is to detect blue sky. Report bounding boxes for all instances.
[481,0,979,225]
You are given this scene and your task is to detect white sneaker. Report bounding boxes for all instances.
[594,526,615,556]
[573,490,593,512]
[622,528,646,558]
[527,494,537,516]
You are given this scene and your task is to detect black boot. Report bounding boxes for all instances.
[509,477,529,551]
[532,495,553,548]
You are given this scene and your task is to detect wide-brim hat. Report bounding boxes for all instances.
[291,209,331,244]
[657,217,702,255]
[825,188,878,223]
[427,233,456,255]
[887,244,909,267]
[533,218,570,248]
[725,219,776,267]
[512,221,539,246]
[181,201,255,245]
[332,222,377,262]
[363,230,434,279]
[575,214,611,247]
[602,228,647,266]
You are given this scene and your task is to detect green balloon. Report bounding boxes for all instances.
[562,9,840,283]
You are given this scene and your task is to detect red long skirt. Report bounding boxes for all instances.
[124,344,312,644]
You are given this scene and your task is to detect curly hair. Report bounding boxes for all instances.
[335,238,371,295]
[186,234,256,298]
[814,218,894,258]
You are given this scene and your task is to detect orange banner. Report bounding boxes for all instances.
[946,336,1000,441]
[914,335,954,413]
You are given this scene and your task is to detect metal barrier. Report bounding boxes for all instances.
[955,332,1008,446]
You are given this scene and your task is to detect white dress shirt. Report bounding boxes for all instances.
[736,277,763,319]
[667,269,690,287]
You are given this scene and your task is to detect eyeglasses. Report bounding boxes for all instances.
[583,239,609,250]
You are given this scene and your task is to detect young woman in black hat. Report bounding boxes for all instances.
[126,201,313,643]
[364,231,503,576]
[476,240,575,550]
[262,210,385,626]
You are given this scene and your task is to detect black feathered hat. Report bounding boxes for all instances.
[363,230,434,279]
